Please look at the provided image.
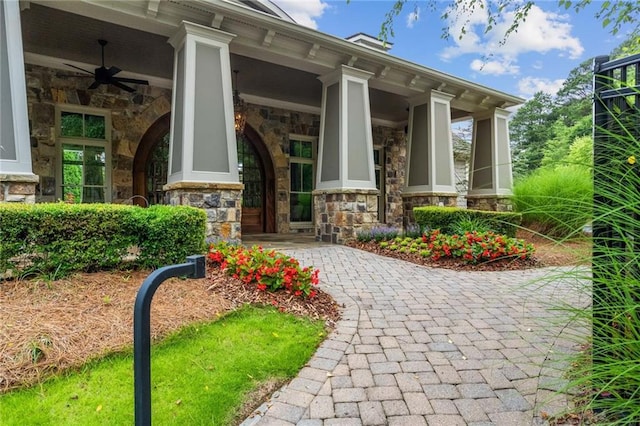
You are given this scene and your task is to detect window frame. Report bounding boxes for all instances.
[288,134,316,229]
[55,105,112,203]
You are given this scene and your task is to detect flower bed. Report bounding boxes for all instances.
[208,242,320,298]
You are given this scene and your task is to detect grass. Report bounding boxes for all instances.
[512,165,592,238]
[0,305,326,425]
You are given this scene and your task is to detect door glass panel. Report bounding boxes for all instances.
[146,133,169,205]
[237,136,263,209]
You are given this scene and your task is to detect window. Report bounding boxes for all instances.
[56,107,111,203]
[289,136,316,225]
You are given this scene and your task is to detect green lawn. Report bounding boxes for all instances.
[0,306,326,425]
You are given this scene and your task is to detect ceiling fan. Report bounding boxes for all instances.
[65,39,149,93]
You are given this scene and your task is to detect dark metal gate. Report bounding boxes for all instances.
[592,53,640,402]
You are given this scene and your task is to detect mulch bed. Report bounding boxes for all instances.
[346,240,542,271]
[0,268,339,393]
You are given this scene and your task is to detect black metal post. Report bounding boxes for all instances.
[134,255,205,426]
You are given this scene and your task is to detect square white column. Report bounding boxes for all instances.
[316,65,376,191]
[0,0,35,176]
[166,21,239,185]
[404,90,456,195]
[468,108,513,196]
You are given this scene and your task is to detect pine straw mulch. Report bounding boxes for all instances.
[0,268,340,394]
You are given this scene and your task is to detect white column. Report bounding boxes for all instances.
[316,65,376,191]
[404,90,456,194]
[0,0,35,175]
[166,21,239,185]
[468,108,513,196]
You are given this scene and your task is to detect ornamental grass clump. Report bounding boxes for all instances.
[208,242,320,298]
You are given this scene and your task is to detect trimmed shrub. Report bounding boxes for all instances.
[0,203,206,277]
[413,206,521,237]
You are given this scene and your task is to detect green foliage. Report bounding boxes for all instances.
[0,306,326,425]
[422,230,534,263]
[373,230,533,264]
[208,242,320,298]
[0,204,206,277]
[449,215,491,235]
[566,135,594,168]
[510,91,558,177]
[512,165,592,237]
[413,206,521,237]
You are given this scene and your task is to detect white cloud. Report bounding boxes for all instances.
[440,2,583,75]
[517,76,565,97]
[273,1,328,30]
[470,58,519,75]
[406,8,420,29]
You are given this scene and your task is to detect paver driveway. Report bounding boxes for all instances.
[242,246,589,426]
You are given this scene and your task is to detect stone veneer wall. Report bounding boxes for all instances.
[467,196,513,212]
[25,64,171,203]
[244,105,320,234]
[373,126,406,230]
[313,190,379,243]
[0,174,39,203]
[164,183,243,240]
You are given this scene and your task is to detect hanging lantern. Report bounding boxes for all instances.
[233,70,247,135]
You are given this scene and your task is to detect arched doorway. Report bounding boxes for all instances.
[133,113,170,206]
[133,118,275,233]
[240,125,275,234]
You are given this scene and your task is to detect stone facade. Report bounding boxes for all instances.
[402,194,458,228]
[21,64,496,241]
[25,64,171,203]
[313,189,379,243]
[245,105,320,234]
[164,182,243,240]
[373,126,406,230]
[467,196,513,212]
[0,174,39,203]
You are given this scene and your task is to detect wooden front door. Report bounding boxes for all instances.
[238,135,264,233]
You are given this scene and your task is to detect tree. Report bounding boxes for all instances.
[509,91,557,176]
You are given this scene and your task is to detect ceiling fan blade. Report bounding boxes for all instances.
[88,80,101,90]
[111,80,136,93]
[108,66,121,76]
[64,63,94,75]
[113,76,149,85]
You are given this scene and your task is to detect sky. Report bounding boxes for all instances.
[271,0,635,101]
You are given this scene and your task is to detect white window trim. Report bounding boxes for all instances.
[55,105,112,202]
[289,134,317,229]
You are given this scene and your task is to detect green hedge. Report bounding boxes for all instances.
[0,203,206,277]
[413,206,522,237]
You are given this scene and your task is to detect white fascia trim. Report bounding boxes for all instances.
[403,186,457,195]
[242,94,320,115]
[24,52,173,89]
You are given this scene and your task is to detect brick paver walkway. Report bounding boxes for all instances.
[242,246,589,426]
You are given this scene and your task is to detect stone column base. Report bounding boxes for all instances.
[402,193,457,229]
[0,174,39,204]
[164,181,243,241]
[466,195,513,212]
[313,189,379,244]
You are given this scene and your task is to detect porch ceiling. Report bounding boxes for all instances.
[20,1,520,124]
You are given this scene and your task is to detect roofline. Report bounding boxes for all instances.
[201,0,524,106]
